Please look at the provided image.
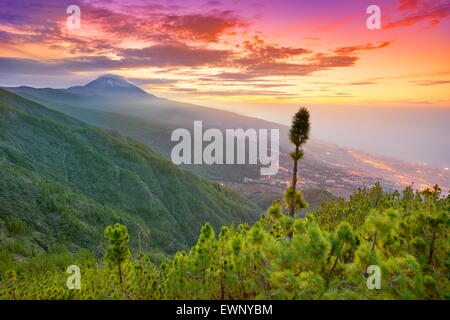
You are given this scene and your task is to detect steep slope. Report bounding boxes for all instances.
[0,88,260,255]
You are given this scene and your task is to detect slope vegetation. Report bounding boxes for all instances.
[0,88,259,255]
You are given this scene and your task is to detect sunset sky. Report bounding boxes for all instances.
[1,0,449,107]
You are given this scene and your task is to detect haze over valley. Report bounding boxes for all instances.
[5,75,449,202]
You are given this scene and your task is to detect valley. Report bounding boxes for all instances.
[5,75,448,206]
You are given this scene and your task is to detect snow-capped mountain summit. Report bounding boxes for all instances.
[85,74,135,89]
[67,74,155,98]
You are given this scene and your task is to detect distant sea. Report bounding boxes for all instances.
[214,104,450,168]
[306,105,450,168]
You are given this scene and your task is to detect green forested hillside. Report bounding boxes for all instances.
[0,88,259,257]
[1,184,447,300]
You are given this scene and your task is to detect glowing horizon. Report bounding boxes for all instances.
[0,0,449,108]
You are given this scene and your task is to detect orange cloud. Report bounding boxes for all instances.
[333,42,393,55]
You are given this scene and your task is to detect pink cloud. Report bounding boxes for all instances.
[384,0,450,29]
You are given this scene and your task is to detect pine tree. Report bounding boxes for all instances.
[288,107,310,217]
[325,222,356,288]
[104,223,130,295]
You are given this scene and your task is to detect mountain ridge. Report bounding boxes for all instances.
[3,78,448,198]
